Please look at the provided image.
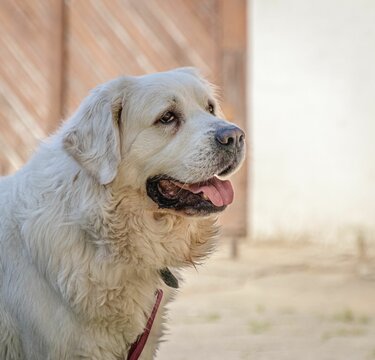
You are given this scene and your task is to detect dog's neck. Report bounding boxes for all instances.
[91,184,219,267]
[16,158,220,356]
[21,171,218,306]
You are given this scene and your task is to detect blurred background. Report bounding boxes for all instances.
[0,0,374,359]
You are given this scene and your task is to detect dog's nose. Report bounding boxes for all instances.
[215,126,245,149]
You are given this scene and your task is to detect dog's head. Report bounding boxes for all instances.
[63,68,245,217]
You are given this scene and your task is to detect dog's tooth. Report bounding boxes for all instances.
[202,194,209,200]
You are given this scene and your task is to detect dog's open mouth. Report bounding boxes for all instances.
[146,176,234,215]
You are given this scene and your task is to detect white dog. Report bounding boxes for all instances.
[0,68,245,359]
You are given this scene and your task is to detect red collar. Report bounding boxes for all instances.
[127,289,164,360]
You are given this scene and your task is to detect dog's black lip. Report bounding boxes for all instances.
[146,175,226,215]
[218,163,234,177]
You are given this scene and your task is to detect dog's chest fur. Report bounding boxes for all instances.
[70,266,161,359]
[55,212,215,359]
[8,182,217,359]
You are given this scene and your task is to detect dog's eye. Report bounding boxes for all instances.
[207,103,215,115]
[159,111,176,124]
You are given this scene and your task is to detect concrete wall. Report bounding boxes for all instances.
[250,0,375,243]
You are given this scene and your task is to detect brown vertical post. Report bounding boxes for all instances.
[48,0,66,132]
[217,0,248,239]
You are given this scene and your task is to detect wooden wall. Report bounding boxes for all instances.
[0,0,248,236]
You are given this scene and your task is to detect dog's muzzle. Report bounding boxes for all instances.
[146,123,245,216]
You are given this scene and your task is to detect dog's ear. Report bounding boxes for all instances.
[63,88,123,185]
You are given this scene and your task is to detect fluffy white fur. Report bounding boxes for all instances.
[0,68,244,359]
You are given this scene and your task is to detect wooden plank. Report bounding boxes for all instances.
[220,0,247,50]
[47,0,65,131]
[217,0,248,237]
[63,0,219,115]
[0,0,54,174]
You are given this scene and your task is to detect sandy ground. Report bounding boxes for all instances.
[156,240,375,360]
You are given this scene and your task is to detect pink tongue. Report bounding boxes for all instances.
[189,177,234,207]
